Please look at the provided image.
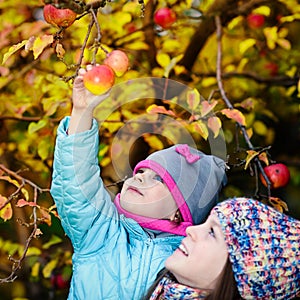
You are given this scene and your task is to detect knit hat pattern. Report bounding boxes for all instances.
[213,197,300,300]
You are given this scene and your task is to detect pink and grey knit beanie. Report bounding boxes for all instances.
[115,144,227,236]
[213,197,300,300]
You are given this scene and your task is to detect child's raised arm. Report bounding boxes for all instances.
[68,65,110,135]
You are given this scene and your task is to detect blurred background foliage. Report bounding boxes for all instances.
[0,0,300,298]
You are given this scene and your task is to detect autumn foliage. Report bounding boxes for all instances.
[0,0,300,298]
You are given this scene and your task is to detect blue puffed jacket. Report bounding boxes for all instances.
[50,117,183,300]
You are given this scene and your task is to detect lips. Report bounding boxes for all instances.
[178,243,188,256]
[127,186,143,196]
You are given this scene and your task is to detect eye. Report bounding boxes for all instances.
[136,169,144,174]
[153,174,164,183]
[209,227,215,238]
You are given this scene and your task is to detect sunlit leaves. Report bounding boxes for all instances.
[191,120,209,140]
[239,38,256,54]
[2,40,28,64]
[0,195,12,221]
[221,108,246,126]
[28,119,48,134]
[187,89,200,110]
[208,116,222,138]
[147,104,176,117]
[200,100,218,117]
[263,27,291,50]
[32,35,54,59]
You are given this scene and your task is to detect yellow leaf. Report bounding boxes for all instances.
[221,108,246,126]
[239,38,256,54]
[27,246,42,256]
[192,120,209,140]
[253,120,268,136]
[144,135,164,150]
[208,116,222,138]
[201,77,217,88]
[0,176,29,200]
[43,259,58,278]
[38,139,50,161]
[126,41,149,51]
[164,54,183,78]
[31,262,40,277]
[258,152,269,166]
[253,6,271,16]
[2,40,28,64]
[279,14,300,23]
[263,27,277,50]
[162,39,181,52]
[244,150,259,170]
[227,16,243,30]
[186,89,200,110]
[156,53,171,68]
[0,195,12,221]
[269,197,288,213]
[276,38,291,50]
[246,128,253,138]
[33,34,53,59]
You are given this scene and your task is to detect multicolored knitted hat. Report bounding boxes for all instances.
[115,144,227,235]
[213,197,300,300]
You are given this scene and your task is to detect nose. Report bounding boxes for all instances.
[133,172,144,183]
[186,224,201,240]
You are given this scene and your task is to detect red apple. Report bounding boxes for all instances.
[104,50,129,77]
[264,62,279,76]
[83,65,115,95]
[51,273,70,289]
[154,7,176,29]
[43,4,77,28]
[247,13,265,29]
[260,163,290,189]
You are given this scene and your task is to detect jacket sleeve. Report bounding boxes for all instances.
[50,117,120,253]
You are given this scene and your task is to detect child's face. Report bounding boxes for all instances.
[119,168,177,219]
[165,213,228,289]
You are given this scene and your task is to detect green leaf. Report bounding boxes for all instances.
[42,235,63,250]
[28,119,47,134]
[38,139,50,160]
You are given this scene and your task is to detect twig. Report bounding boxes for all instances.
[0,164,49,283]
[214,15,272,198]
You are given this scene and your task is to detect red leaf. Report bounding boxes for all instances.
[16,199,38,207]
[221,108,246,126]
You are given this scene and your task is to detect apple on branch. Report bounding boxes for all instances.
[247,13,265,29]
[260,163,290,189]
[104,50,129,77]
[83,65,115,95]
[43,4,77,28]
[154,7,177,29]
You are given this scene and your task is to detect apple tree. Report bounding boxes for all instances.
[0,0,300,298]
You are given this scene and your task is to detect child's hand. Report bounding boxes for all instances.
[72,65,111,113]
[68,65,111,134]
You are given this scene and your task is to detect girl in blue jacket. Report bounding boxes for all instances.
[50,66,227,299]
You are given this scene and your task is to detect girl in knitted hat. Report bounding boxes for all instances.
[50,67,227,299]
[144,197,300,300]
